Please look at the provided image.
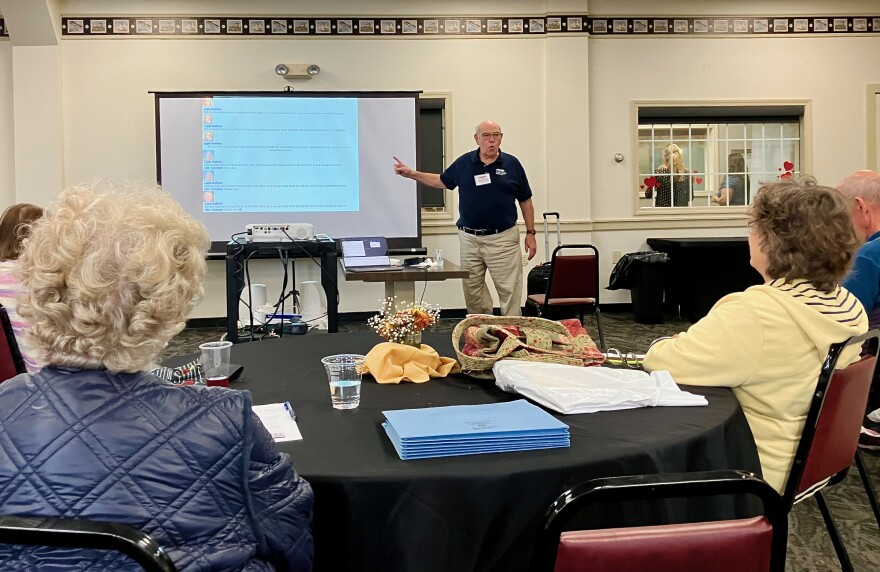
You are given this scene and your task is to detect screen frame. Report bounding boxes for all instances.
[153,90,423,253]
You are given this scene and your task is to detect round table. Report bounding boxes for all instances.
[190,330,760,572]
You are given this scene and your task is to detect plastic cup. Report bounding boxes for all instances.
[199,341,232,376]
[321,354,365,410]
[434,249,445,268]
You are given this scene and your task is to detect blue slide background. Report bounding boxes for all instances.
[202,97,359,213]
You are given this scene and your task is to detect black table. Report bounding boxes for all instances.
[176,331,760,571]
[647,237,763,321]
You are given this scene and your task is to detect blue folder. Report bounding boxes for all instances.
[382,400,570,460]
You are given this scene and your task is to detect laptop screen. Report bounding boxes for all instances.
[341,237,392,268]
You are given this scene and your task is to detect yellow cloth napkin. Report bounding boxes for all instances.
[362,342,461,384]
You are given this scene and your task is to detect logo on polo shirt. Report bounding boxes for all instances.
[495,168,506,176]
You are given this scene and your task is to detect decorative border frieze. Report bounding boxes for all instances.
[54,15,880,38]
[587,16,879,35]
[59,16,586,37]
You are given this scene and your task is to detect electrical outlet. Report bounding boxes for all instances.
[612,250,623,263]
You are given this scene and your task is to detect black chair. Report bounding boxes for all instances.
[781,329,880,571]
[525,244,605,349]
[0,515,177,572]
[0,302,26,381]
[536,469,787,572]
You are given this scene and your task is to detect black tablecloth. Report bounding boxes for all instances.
[170,331,760,572]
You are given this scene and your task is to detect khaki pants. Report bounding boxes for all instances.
[458,226,523,316]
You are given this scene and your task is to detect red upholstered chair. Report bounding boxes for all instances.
[537,469,787,572]
[0,515,177,572]
[781,329,880,571]
[0,303,26,382]
[525,245,605,349]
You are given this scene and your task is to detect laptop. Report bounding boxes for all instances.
[340,237,404,272]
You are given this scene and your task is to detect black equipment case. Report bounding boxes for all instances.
[526,212,561,295]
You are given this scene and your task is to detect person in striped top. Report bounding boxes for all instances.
[0,203,44,374]
[644,177,868,493]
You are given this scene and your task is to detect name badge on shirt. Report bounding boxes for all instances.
[474,173,491,186]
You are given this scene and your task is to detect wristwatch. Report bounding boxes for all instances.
[525,229,537,235]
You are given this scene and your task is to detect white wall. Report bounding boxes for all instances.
[3,1,880,316]
[0,44,13,207]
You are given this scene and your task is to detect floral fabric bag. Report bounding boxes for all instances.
[452,315,605,380]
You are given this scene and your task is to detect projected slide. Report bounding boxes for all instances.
[201,97,360,213]
[157,92,419,249]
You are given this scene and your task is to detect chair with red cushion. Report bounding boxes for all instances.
[781,329,880,571]
[0,303,26,382]
[525,244,605,349]
[536,469,787,572]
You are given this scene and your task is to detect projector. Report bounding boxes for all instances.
[246,223,314,242]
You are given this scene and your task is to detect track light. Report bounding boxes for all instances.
[274,63,321,80]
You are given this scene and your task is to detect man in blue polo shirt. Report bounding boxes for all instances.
[839,169,880,450]
[394,120,537,316]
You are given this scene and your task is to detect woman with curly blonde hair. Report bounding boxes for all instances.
[0,182,314,570]
[645,176,868,493]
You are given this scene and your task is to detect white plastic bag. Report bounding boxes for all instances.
[492,361,707,414]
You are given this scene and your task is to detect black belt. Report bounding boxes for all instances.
[457,225,511,236]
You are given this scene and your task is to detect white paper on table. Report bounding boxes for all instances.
[492,361,708,414]
[252,403,303,442]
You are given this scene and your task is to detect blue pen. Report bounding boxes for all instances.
[283,401,296,420]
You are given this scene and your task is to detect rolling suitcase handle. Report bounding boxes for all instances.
[542,212,561,261]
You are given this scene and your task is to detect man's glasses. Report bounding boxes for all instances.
[479,132,502,140]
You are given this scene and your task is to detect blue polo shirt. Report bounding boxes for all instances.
[843,230,880,329]
[440,149,532,230]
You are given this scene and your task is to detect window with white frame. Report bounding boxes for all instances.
[636,106,804,209]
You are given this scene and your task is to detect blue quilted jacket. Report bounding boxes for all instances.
[0,367,314,571]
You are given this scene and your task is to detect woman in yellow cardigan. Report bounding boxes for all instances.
[644,176,868,493]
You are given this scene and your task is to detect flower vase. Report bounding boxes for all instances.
[400,331,422,348]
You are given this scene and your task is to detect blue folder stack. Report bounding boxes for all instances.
[381,399,570,460]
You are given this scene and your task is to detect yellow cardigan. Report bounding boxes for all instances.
[644,279,867,493]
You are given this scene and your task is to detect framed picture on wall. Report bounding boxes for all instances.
[423,20,438,33]
[227,20,243,33]
[113,19,130,33]
[403,19,418,34]
[249,20,266,33]
[654,20,668,32]
[337,20,353,34]
[568,17,583,31]
[182,19,198,34]
[90,20,107,33]
[358,20,374,34]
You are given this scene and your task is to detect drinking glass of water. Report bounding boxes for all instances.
[321,354,366,410]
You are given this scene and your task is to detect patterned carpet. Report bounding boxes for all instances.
[164,311,880,571]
